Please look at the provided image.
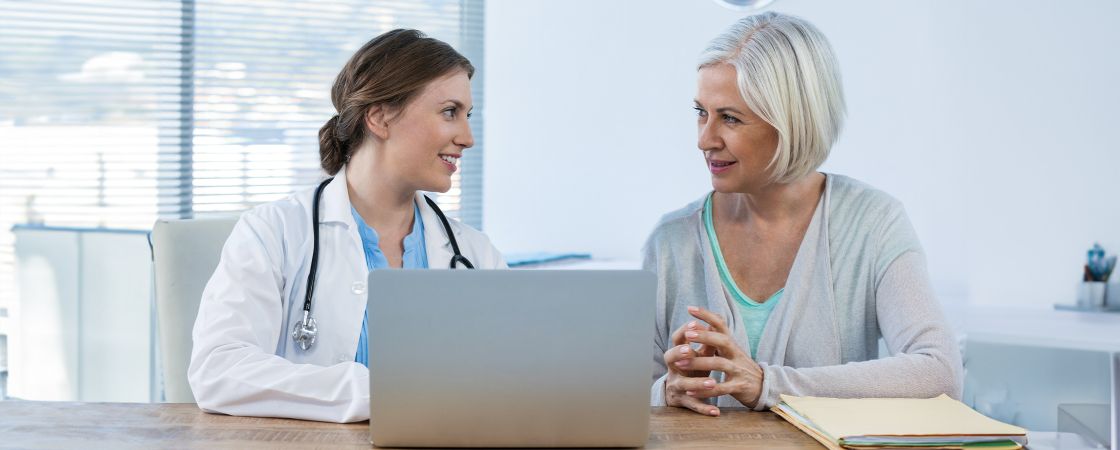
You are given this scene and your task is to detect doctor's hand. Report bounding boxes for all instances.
[670,306,765,412]
[662,313,720,416]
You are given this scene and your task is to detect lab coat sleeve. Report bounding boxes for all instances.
[187,211,369,423]
[481,235,508,269]
[456,221,507,269]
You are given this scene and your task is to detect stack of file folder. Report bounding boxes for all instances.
[772,394,1028,449]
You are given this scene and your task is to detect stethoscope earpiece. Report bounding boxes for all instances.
[294,177,473,351]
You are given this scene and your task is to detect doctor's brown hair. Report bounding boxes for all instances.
[318,29,475,175]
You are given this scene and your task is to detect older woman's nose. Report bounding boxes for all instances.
[698,121,722,152]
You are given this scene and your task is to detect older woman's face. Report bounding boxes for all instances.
[695,63,779,193]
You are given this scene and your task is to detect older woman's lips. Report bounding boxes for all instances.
[708,159,736,174]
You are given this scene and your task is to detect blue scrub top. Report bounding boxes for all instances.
[351,203,428,367]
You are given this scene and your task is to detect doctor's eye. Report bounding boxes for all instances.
[442,107,458,119]
[694,106,707,118]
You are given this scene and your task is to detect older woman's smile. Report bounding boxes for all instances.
[707,158,737,174]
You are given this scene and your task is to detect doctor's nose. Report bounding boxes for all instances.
[456,123,474,149]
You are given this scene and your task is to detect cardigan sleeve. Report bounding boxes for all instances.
[752,251,963,409]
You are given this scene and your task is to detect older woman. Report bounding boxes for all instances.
[646,12,962,416]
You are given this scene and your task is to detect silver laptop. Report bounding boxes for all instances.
[366,270,654,448]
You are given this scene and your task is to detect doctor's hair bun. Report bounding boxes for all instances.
[318,114,344,172]
[319,28,475,175]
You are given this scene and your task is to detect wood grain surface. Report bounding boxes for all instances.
[0,402,823,449]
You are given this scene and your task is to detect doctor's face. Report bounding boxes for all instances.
[382,70,475,193]
[694,63,780,193]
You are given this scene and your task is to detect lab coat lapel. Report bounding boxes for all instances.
[417,193,459,269]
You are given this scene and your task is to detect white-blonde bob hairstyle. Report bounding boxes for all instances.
[699,12,846,183]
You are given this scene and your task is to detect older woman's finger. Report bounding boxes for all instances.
[671,375,720,393]
[686,306,730,334]
[663,344,700,374]
[671,320,711,345]
[667,320,694,344]
[680,356,736,374]
[685,382,739,400]
[670,391,720,417]
[683,329,742,359]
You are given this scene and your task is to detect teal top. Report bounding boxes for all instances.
[702,193,783,359]
[351,203,428,367]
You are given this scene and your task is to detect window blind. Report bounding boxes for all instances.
[0,0,485,315]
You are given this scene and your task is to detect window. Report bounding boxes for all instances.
[0,0,486,315]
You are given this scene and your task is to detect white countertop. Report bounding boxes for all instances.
[958,305,1120,352]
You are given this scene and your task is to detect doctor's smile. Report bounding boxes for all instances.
[439,153,461,173]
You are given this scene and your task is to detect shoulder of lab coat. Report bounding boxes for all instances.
[415,191,507,270]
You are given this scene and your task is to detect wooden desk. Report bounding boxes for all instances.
[0,402,823,449]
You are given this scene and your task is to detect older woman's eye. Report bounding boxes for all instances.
[722,114,741,124]
[693,106,707,118]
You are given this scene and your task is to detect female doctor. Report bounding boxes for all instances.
[188,29,506,423]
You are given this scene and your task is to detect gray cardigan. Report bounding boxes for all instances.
[645,174,963,410]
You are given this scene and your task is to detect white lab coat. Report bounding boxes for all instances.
[188,167,507,423]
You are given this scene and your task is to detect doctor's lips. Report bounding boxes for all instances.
[439,153,460,173]
[707,158,736,174]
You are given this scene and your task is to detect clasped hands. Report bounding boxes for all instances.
[662,306,764,416]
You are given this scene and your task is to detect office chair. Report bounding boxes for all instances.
[150,217,238,403]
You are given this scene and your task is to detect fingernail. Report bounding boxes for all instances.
[687,321,697,329]
[685,391,694,396]
[674,359,689,367]
[679,345,690,354]
[709,409,719,416]
[687,306,698,312]
[703,379,715,388]
[685,331,698,339]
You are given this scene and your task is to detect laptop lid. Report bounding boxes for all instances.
[366,269,654,448]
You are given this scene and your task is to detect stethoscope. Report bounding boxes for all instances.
[291,177,474,351]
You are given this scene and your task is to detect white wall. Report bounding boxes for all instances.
[483,0,1120,308]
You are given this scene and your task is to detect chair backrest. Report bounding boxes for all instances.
[150,217,238,403]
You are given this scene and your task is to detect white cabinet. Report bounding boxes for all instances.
[9,226,154,402]
[961,306,1120,433]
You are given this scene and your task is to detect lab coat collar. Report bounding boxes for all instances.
[319,164,461,252]
[319,166,358,229]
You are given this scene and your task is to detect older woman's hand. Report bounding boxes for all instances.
[677,306,765,409]
[662,317,721,416]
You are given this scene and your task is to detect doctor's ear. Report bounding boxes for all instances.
[364,105,392,140]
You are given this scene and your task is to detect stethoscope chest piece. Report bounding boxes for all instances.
[292,310,318,351]
[294,177,472,352]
